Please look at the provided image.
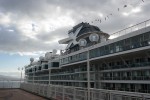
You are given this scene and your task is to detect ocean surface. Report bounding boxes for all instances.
[0,81,21,88]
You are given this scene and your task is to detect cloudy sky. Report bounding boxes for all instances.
[0,0,149,77]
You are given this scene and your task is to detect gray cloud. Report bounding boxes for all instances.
[0,0,149,55]
[0,24,64,53]
[36,26,69,41]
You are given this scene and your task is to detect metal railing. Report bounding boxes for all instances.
[110,19,150,39]
[21,83,150,100]
[0,80,21,88]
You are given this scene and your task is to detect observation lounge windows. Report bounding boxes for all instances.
[100,46,105,56]
[115,42,120,52]
[124,38,131,50]
[61,33,150,65]
[119,40,124,51]
[89,32,150,59]
[143,32,150,46]
[109,43,115,53]
[105,45,109,54]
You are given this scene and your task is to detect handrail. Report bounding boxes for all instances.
[110,19,150,38]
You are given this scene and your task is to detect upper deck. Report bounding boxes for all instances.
[60,19,150,66]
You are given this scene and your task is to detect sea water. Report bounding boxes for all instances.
[0,81,21,88]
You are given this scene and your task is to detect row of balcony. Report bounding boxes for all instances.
[103,87,150,94]
[100,62,150,70]
[101,76,150,80]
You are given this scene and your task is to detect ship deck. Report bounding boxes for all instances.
[0,89,48,100]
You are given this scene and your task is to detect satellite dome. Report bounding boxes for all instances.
[53,49,57,54]
[39,56,44,60]
[79,39,87,47]
[89,33,99,42]
[30,58,34,62]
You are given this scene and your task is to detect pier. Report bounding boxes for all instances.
[0,89,47,100]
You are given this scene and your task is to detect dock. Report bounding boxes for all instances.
[0,89,48,100]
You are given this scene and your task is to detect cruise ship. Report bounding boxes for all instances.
[21,19,150,100]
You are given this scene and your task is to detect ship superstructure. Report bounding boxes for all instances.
[21,20,150,100]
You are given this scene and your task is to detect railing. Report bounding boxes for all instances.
[110,19,150,39]
[0,80,21,88]
[100,62,150,70]
[21,83,150,100]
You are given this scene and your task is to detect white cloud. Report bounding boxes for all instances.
[131,7,141,13]
[0,13,11,24]
[122,7,142,16]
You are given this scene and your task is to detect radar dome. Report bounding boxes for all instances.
[89,33,99,42]
[30,58,34,62]
[79,39,87,47]
[53,49,57,54]
[39,56,44,60]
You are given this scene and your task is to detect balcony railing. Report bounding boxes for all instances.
[110,19,150,39]
[100,62,150,70]
[101,76,150,81]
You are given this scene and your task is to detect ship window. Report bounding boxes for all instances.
[109,43,115,53]
[148,58,150,62]
[115,42,120,52]
[102,63,106,67]
[52,62,59,67]
[70,56,72,60]
[63,58,65,63]
[125,59,133,65]
[139,58,145,63]
[100,46,105,56]
[73,55,76,61]
[131,35,141,48]
[144,32,149,40]
[44,64,48,69]
[82,52,87,60]
[143,32,150,46]
[139,34,144,46]
[117,40,124,51]
[124,38,131,50]
[105,45,109,54]
[89,49,94,58]
[76,54,79,60]
[116,61,123,65]
[79,53,82,59]
[95,48,100,57]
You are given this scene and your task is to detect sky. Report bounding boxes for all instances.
[0,0,149,78]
